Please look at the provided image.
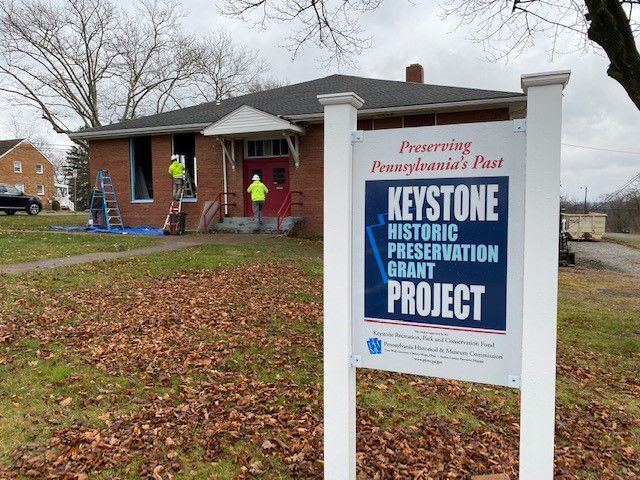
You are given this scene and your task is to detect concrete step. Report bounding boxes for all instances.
[209,216,303,235]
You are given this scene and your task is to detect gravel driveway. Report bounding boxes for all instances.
[569,240,640,276]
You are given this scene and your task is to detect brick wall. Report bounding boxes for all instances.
[88,106,514,235]
[0,142,55,208]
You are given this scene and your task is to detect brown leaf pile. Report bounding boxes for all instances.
[0,263,638,479]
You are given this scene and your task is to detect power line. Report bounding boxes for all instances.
[562,143,640,156]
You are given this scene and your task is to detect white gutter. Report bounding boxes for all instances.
[68,122,209,140]
[284,95,526,122]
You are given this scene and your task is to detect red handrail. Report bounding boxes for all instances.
[277,190,303,233]
[200,192,236,232]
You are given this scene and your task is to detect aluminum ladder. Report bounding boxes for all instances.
[88,169,123,231]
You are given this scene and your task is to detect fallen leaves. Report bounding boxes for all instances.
[0,263,637,479]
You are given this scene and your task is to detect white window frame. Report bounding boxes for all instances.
[37,184,44,195]
[36,163,44,174]
[13,161,22,173]
[244,138,290,159]
[15,183,24,193]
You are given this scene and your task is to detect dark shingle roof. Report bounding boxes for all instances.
[0,139,24,157]
[77,74,524,136]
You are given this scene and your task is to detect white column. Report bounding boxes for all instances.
[519,70,570,480]
[318,92,363,480]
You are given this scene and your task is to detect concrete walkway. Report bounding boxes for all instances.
[0,233,272,275]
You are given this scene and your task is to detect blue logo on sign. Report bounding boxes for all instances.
[367,337,382,354]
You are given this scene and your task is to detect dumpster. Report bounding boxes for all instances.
[561,213,607,240]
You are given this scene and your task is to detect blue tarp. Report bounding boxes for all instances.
[51,225,165,236]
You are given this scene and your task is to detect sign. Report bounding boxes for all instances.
[351,122,525,387]
[72,169,78,179]
[320,70,569,480]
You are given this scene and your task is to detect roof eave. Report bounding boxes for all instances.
[68,122,210,141]
[0,139,25,159]
[284,96,527,122]
[70,95,526,140]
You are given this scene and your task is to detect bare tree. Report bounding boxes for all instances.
[0,0,271,139]
[246,76,289,93]
[190,29,269,102]
[221,0,383,64]
[221,0,640,110]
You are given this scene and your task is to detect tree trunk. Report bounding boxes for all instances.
[585,0,640,110]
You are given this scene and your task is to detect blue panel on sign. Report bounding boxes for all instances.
[364,176,509,333]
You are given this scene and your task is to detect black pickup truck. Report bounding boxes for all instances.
[0,183,42,215]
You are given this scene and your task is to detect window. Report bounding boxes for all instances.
[13,161,22,173]
[37,184,44,195]
[130,136,153,201]
[273,167,286,185]
[36,163,43,174]
[14,184,24,193]
[172,133,197,199]
[246,139,289,158]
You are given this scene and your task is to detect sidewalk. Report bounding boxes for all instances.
[0,233,271,275]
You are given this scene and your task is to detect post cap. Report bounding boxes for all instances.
[521,70,571,93]
[317,92,364,109]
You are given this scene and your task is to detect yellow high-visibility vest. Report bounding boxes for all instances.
[247,181,269,201]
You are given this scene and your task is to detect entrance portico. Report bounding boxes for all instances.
[201,105,305,220]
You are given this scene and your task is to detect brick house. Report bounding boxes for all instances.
[71,64,526,234]
[0,139,55,208]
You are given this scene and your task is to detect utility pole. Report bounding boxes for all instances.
[583,186,588,213]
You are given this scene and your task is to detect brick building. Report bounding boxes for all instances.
[0,139,55,208]
[71,64,527,234]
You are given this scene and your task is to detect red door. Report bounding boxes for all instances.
[244,158,290,216]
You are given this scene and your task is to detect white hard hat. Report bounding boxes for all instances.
[252,174,260,181]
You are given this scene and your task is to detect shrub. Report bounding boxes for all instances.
[51,199,61,211]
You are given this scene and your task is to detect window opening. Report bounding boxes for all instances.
[131,136,153,200]
[172,133,197,198]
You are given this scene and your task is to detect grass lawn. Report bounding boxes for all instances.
[0,211,87,231]
[604,233,640,250]
[0,232,162,264]
[0,213,162,265]
[0,238,637,479]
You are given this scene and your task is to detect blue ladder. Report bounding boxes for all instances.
[88,169,123,231]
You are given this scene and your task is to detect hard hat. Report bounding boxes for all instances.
[252,174,260,181]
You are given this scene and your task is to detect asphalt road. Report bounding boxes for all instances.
[570,239,640,277]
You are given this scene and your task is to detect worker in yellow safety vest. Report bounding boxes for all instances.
[168,156,185,201]
[247,174,269,224]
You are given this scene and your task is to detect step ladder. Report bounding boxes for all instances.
[88,169,123,231]
[183,169,195,198]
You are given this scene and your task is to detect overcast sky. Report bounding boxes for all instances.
[1,0,638,202]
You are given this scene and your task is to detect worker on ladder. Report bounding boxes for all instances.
[169,155,185,200]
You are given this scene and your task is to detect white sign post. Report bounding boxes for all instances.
[519,71,570,480]
[318,92,363,480]
[320,70,569,480]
